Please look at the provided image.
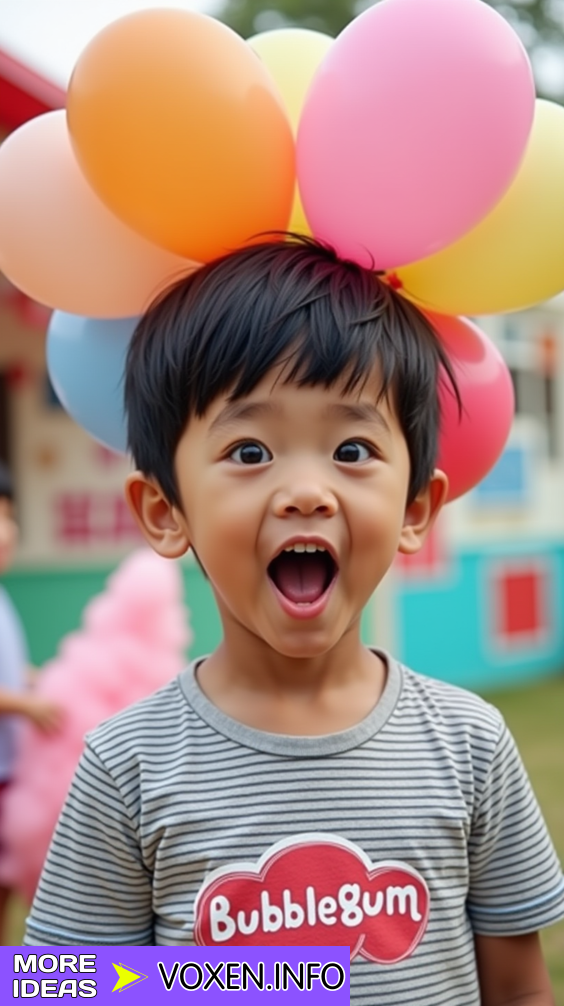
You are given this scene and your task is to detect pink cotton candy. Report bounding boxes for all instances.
[0,549,191,903]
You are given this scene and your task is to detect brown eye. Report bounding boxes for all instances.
[334,441,373,463]
[231,442,272,465]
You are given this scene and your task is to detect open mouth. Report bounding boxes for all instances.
[267,546,338,606]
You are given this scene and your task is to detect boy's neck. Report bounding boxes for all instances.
[195,625,387,737]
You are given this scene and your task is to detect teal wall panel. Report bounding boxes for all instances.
[397,542,564,691]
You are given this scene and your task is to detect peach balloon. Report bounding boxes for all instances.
[0,111,197,318]
[67,10,295,260]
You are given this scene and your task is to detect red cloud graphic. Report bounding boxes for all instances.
[194,833,430,963]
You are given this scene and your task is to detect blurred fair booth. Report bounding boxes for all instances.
[0,49,217,667]
[0,48,562,690]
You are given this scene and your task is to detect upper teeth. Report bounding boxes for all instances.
[284,543,326,553]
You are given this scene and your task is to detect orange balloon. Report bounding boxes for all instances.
[67,10,295,261]
[0,111,197,318]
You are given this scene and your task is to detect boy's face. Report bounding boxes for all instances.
[128,364,446,660]
[0,497,18,575]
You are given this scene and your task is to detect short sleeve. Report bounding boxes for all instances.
[467,718,564,935]
[24,744,154,946]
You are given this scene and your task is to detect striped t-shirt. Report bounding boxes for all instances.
[25,651,564,1004]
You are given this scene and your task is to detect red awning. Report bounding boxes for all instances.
[0,49,65,130]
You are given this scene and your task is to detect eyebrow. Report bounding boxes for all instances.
[208,398,391,437]
[208,400,282,436]
[323,402,391,434]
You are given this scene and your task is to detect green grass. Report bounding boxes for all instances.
[482,674,564,1004]
[5,674,564,1003]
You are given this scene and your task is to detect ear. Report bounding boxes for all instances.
[397,469,449,555]
[124,471,190,559]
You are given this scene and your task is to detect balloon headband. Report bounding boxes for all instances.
[0,0,559,499]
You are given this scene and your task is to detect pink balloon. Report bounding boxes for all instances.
[430,312,514,502]
[297,0,535,269]
[0,111,197,318]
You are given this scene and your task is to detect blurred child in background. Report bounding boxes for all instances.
[0,461,62,942]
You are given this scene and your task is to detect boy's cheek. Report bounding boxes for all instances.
[193,527,256,586]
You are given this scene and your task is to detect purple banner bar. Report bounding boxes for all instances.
[1,946,349,1003]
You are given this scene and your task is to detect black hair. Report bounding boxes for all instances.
[125,237,459,507]
[0,461,13,502]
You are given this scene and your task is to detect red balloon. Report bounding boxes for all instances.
[429,312,514,501]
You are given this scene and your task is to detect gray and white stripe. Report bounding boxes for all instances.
[25,652,564,1005]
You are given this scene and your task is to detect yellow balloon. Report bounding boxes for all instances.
[395,100,564,314]
[249,28,333,234]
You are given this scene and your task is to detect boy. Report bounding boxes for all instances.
[0,462,62,941]
[24,240,564,1004]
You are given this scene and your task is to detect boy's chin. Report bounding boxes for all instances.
[259,627,348,661]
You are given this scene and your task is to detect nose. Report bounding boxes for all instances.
[272,466,339,518]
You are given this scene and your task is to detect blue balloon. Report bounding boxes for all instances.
[46,312,140,453]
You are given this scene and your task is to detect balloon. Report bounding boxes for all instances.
[0,112,197,318]
[67,10,295,260]
[395,101,564,315]
[248,28,333,234]
[431,313,514,502]
[47,312,137,452]
[297,0,535,269]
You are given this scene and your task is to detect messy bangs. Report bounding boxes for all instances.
[125,237,457,507]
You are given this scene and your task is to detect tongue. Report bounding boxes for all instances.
[271,552,328,604]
